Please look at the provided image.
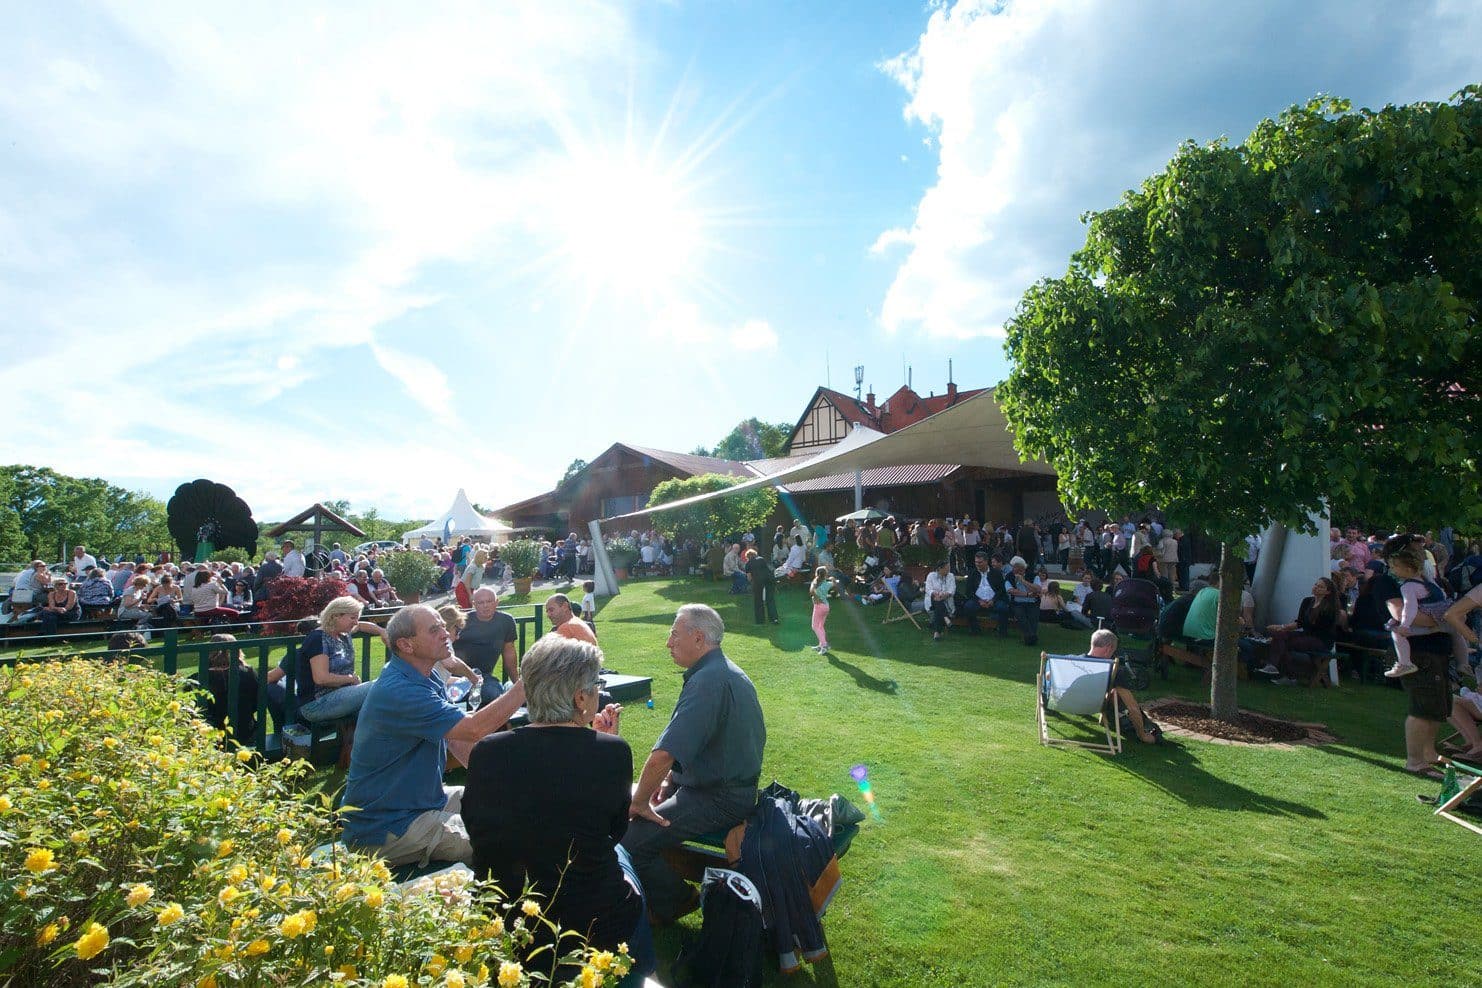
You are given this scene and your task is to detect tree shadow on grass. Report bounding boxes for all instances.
[1089,729,1327,818]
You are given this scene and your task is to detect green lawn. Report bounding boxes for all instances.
[18,579,1468,984]
[572,576,1475,987]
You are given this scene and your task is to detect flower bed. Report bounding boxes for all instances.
[0,660,630,987]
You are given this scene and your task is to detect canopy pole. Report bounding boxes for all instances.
[854,469,863,511]
[589,519,619,598]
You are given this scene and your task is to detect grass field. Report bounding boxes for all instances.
[565,576,1475,987]
[15,578,1470,985]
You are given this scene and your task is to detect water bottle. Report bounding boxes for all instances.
[646,698,654,709]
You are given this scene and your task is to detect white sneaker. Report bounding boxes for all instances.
[1257,664,1280,676]
[1384,662,1418,678]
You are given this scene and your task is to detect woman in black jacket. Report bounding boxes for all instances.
[1266,577,1340,684]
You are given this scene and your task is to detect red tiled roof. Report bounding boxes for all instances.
[773,464,961,493]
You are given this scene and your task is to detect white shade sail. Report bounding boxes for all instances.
[603,388,1053,523]
[402,489,513,543]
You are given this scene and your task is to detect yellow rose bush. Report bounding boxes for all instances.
[0,661,630,987]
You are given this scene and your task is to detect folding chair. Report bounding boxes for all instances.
[1434,757,1482,835]
[881,583,922,630]
[1037,652,1122,754]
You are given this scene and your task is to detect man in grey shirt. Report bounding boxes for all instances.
[622,603,765,923]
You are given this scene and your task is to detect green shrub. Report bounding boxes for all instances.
[498,541,542,581]
[0,660,629,987]
[380,550,440,600]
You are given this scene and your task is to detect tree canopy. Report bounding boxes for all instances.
[559,459,589,487]
[998,89,1480,719]
[1000,90,1479,540]
[695,419,792,461]
[646,473,778,541]
[0,465,173,562]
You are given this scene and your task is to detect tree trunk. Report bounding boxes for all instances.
[1209,540,1247,722]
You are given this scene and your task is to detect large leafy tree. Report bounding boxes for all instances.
[647,473,778,542]
[1,465,174,560]
[999,90,1480,720]
[697,419,792,460]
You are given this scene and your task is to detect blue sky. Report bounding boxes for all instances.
[2,0,1477,521]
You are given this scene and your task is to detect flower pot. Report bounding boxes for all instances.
[402,591,421,604]
[513,577,533,596]
[614,567,629,580]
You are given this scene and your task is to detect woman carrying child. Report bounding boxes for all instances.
[1383,542,1453,678]
[809,566,834,654]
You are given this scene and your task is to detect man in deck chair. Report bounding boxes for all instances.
[1086,630,1160,745]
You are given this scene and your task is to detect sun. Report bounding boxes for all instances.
[549,149,709,305]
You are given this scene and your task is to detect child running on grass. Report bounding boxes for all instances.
[1384,543,1452,678]
[809,566,834,654]
[581,580,597,638]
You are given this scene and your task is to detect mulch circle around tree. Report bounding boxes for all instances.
[1144,698,1337,748]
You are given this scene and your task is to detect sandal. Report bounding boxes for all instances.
[1405,766,1445,781]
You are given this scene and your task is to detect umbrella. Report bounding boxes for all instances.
[835,508,888,523]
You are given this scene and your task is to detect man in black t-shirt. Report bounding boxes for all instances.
[454,588,519,706]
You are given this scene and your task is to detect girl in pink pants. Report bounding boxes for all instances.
[809,566,834,654]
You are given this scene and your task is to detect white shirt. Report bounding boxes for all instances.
[974,574,996,603]
[282,550,306,578]
[924,570,956,599]
[784,543,807,571]
[72,552,97,575]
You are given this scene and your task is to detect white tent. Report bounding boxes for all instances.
[402,489,513,544]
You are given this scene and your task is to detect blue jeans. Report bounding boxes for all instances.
[730,571,749,594]
[1013,601,1040,642]
[297,681,373,724]
[614,845,657,982]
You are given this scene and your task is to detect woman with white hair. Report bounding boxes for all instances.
[293,596,388,725]
[462,633,656,980]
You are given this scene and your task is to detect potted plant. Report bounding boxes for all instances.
[499,539,541,596]
[605,536,639,579]
[382,549,439,604]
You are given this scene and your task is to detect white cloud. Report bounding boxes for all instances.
[730,319,779,352]
[647,302,777,354]
[878,0,1482,339]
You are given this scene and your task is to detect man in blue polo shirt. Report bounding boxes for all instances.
[342,603,525,867]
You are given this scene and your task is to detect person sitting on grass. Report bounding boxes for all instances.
[1085,629,1161,744]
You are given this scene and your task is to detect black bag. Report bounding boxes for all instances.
[673,868,765,988]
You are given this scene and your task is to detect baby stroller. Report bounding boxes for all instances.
[1109,578,1161,688]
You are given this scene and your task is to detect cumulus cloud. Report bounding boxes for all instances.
[877,0,1482,339]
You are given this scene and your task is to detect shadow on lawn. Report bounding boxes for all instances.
[1105,738,1326,818]
[825,652,900,696]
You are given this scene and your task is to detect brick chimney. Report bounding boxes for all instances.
[865,390,876,414]
[947,381,958,401]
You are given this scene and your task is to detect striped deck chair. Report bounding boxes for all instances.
[1434,757,1482,835]
[1037,651,1122,755]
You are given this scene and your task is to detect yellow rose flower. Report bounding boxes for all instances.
[236,749,254,763]
[69,830,88,844]
[592,951,614,971]
[453,944,474,964]
[36,779,51,790]
[36,923,59,946]
[217,885,241,906]
[156,902,185,926]
[168,701,181,713]
[14,753,32,765]
[280,909,317,938]
[276,828,293,845]
[0,795,12,812]
[383,976,409,988]
[74,921,109,961]
[338,966,359,981]
[126,883,154,907]
[581,965,602,988]
[216,839,234,857]
[498,960,523,987]
[521,899,541,917]
[199,975,217,988]
[425,954,448,976]
[445,972,467,988]
[478,966,490,982]
[364,886,385,908]
[245,939,270,957]
[489,917,505,936]
[227,865,248,886]
[24,848,57,874]
[371,860,392,882]
[334,883,357,903]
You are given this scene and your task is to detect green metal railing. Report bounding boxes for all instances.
[0,606,548,757]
